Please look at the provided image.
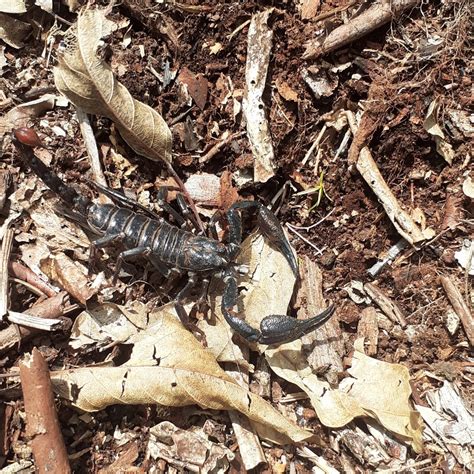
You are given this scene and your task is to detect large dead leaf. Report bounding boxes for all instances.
[266,338,423,452]
[229,231,423,451]
[54,8,172,163]
[51,305,318,445]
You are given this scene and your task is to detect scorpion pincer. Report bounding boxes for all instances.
[12,128,335,345]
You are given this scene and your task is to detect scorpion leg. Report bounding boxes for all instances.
[176,193,201,232]
[174,273,206,341]
[156,187,186,227]
[89,232,125,275]
[221,271,335,344]
[229,201,297,276]
[113,246,152,284]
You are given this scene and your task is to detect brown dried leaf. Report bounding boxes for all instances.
[0,95,56,143]
[266,338,423,452]
[54,8,172,163]
[177,67,208,110]
[0,12,30,48]
[40,253,95,305]
[51,305,317,445]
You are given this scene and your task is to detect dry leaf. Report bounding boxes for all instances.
[0,95,56,142]
[0,13,30,48]
[40,253,95,305]
[51,306,318,445]
[423,100,455,165]
[54,8,172,163]
[177,67,208,110]
[0,0,26,14]
[266,338,423,452]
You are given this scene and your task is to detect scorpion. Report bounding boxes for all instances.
[13,128,335,345]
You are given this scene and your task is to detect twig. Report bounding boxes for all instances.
[0,228,14,320]
[228,19,250,40]
[286,224,325,255]
[76,108,111,203]
[0,292,69,355]
[311,0,358,23]
[346,110,425,245]
[199,131,245,164]
[303,0,421,59]
[7,311,63,331]
[440,276,473,346]
[9,261,57,297]
[301,125,327,166]
[364,282,407,327]
[19,348,71,473]
[287,208,335,231]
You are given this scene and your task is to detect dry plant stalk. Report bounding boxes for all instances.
[346,110,425,245]
[440,276,473,346]
[356,307,379,356]
[303,0,421,59]
[0,292,68,355]
[364,283,407,327]
[19,348,71,473]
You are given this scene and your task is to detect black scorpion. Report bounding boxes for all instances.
[13,128,335,345]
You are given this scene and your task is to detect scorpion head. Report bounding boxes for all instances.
[182,237,230,272]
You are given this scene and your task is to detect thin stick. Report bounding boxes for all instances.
[441,276,474,346]
[286,224,325,255]
[165,161,205,233]
[0,228,14,320]
[19,348,71,473]
[287,208,335,231]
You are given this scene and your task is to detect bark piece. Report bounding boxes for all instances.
[303,0,420,59]
[297,256,343,378]
[356,307,379,356]
[19,348,71,473]
[242,9,275,183]
[440,276,474,346]
[364,283,407,327]
[0,292,68,355]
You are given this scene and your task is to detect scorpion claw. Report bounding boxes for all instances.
[256,205,298,277]
[257,305,335,345]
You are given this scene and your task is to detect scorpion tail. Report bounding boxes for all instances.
[13,128,91,216]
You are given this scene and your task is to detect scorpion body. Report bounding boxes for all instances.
[13,128,335,345]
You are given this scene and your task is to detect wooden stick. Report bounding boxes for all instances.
[0,228,14,320]
[19,348,71,473]
[0,292,69,355]
[303,0,420,59]
[440,276,474,346]
[364,282,407,327]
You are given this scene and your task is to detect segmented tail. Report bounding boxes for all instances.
[13,128,91,216]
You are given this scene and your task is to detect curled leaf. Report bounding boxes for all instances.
[51,305,318,445]
[54,8,172,163]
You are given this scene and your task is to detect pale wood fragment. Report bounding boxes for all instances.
[364,282,407,327]
[440,276,474,346]
[303,0,420,59]
[297,256,343,380]
[356,307,379,356]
